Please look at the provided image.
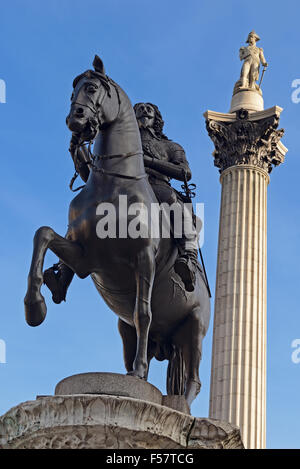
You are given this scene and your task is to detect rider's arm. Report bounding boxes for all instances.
[144,143,192,181]
[259,48,268,67]
[169,142,192,181]
[143,156,190,181]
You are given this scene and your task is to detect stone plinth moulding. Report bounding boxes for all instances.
[0,373,244,449]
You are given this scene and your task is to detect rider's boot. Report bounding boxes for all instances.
[174,249,198,293]
[43,262,74,304]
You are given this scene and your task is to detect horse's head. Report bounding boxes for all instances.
[66,55,120,142]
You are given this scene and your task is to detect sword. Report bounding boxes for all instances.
[182,171,212,298]
[259,65,267,88]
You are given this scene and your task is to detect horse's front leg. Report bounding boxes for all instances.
[129,247,155,380]
[24,226,85,327]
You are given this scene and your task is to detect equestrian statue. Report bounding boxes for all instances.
[24,55,210,405]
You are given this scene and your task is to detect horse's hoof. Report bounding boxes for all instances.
[24,294,47,327]
[127,370,147,381]
[185,379,201,406]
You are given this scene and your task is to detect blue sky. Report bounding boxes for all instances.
[0,0,299,449]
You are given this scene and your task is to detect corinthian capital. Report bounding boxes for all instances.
[204,107,287,174]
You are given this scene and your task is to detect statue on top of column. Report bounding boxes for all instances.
[233,31,268,95]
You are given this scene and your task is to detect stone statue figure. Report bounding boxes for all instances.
[24,55,211,406]
[235,30,268,93]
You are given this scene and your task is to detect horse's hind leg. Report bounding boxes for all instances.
[118,318,155,375]
[128,247,155,380]
[175,307,206,406]
[24,226,85,327]
[118,319,137,373]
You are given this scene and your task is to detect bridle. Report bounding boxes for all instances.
[69,79,145,191]
[70,81,108,140]
[71,101,99,116]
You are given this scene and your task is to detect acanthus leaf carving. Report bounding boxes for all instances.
[206,109,285,173]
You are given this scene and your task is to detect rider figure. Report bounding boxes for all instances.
[43,102,199,302]
[134,102,199,292]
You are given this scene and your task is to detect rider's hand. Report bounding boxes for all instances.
[143,155,154,167]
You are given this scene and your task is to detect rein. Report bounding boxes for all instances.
[91,150,146,180]
[69,143,145,192]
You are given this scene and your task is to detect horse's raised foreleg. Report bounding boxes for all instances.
[24,226,85,327]
[128,247,155,380]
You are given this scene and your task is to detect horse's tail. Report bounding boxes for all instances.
[166,345,186,395]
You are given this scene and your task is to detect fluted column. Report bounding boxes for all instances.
[211,165,268,448]
[204,107,287,448]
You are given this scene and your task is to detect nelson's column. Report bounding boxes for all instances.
[204,31,288,449]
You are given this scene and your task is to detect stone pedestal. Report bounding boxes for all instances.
[0,373,244,449]
[230,89,264,113]
[204,107,287,449]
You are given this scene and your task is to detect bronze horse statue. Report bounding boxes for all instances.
[24,55,210,405]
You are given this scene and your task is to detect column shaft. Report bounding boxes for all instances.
[209,165,268,449]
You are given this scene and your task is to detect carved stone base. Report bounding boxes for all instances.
[0,394,244,449]
[0,372,243,449]
[55,372,163,405]
[54,372,190,414]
